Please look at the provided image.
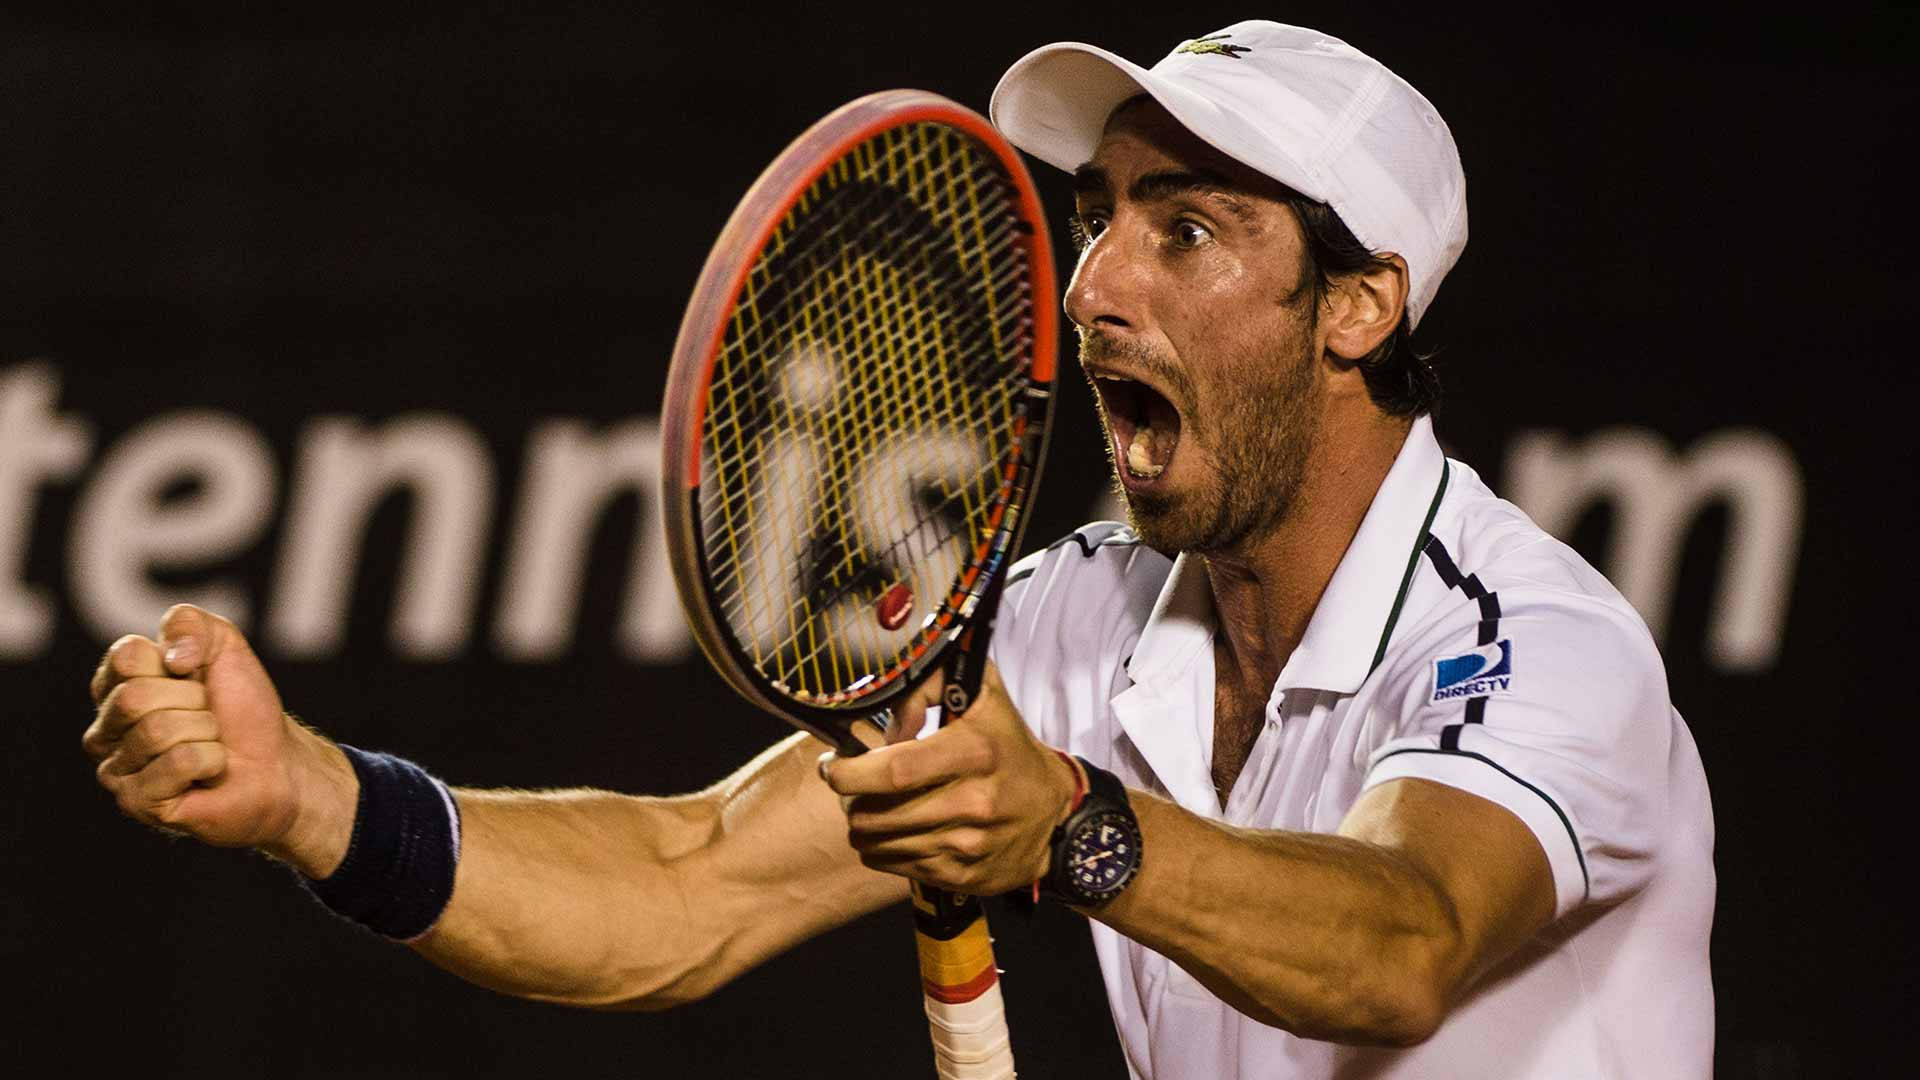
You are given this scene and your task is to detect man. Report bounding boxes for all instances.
[82,20,1714,1079]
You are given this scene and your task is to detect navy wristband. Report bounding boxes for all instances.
[303,745,462,940]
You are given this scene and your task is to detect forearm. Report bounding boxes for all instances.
[410,785,721,1007]
[408,735,906,1009]
[1092,792,1464,1045]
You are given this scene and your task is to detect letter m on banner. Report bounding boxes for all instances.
[1505,427,1802,674]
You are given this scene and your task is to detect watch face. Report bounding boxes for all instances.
[1065,809,1141,899]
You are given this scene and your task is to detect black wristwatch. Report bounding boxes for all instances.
[1041,756,1143,907]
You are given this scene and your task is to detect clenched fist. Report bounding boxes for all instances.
[819,662,1079,896]
[83,604,358,878]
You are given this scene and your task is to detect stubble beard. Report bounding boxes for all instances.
[1089,331,1322,557]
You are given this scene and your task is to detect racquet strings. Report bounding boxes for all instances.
[698,121,1036,707]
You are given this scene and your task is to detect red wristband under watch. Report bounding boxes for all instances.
[1035,748,1088,902]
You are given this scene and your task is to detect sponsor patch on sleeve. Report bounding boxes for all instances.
[1431,639,1514,702]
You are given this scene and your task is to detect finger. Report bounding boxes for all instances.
[101,708,219,777]
[846,781,998,839]
[852,825,995,866]
[979,661,1009,706]
[90,635,164,705]
[84,677,211,760]
[948,660,1017,730]
[158,603,243,677]
[120,740,228,809]
[855,847,991,893]
[887,671,947,745]
[822,724,996,796]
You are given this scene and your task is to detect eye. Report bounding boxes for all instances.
[1069,212,1109,250]
[1171,219,1212,249]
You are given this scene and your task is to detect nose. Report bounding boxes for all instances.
[1063,222,1145,334]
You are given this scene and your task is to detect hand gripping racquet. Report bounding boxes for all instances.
[660,90,1056,1079]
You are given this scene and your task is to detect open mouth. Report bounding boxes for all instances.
[1091,373,1182,487]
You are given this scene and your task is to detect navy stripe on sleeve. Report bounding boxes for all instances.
[1423,534,1502,746]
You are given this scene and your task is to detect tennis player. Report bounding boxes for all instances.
[83,20,1714,1079]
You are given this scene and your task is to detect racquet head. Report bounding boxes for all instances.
[661,90,1057,754]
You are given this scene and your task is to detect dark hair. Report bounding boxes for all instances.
[1284,197,1441,417]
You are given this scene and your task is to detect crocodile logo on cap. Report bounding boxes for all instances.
[1174,33,1252,59]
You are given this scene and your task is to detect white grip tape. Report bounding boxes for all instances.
[924,982,1016,1080]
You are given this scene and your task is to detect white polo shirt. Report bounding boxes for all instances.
[990,415,1715,1079]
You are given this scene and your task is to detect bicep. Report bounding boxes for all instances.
[1337,777,1555,993]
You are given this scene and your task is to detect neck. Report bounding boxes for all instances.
[1203,409,1412,694]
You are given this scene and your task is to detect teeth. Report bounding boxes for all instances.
[1125,431,1164,479]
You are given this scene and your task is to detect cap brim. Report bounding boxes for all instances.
[990,42,1318,199]
[989,43,1159,173]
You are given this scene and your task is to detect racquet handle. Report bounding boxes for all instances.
[913,881,1015,1079]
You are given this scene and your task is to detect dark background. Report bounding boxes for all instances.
[4,4,1914,1077]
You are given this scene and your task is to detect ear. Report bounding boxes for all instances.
[1322,254,1409,363]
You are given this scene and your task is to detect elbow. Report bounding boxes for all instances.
[1347,980,1447,1047]
[1278,933,1457,1047]
[1341,931,1460,1047]
[1282,969,1445,1048]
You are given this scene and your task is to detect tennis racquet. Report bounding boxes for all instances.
[660,90,1057,1079]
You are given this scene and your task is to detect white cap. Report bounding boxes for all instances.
[990,20,1466,328]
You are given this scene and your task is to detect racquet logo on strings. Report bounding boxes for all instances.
[733,332,989,677]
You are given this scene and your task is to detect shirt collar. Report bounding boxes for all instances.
[1275,414,1449,694]
[1124,548,1216,685]
[1123,415,1448,694]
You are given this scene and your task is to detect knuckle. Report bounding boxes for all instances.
[884,752,918,791]
[150,742,190,780]
[160,602,200,625]
[961,786,996,824]
[107,637,144,673]
[944,860,983,890]
[182,740,223,775]
[113,785,145,819]
[965,732,999,773]
[151,799,190,828]
[141,709,190,746]
[118,722,155,761]
[948,827,988,860]
[105,681,148,719]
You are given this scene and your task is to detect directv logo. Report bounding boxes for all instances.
[1431,640,1515,702]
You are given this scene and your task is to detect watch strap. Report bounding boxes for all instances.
[1041,756,1140,907]
[1032,748,1088,903]
[1075,756,1127,811]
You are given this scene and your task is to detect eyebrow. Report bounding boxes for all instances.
[1072,165,1261,227]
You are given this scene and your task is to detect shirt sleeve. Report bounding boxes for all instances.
[1362,587,1676,918]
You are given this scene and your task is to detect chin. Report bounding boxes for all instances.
[1117,483,1213,556]
[1117,469,1294,557]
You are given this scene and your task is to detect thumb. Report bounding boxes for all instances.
[947,660,1019,733]
[158,603,245,677]
[885,668,947,745]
